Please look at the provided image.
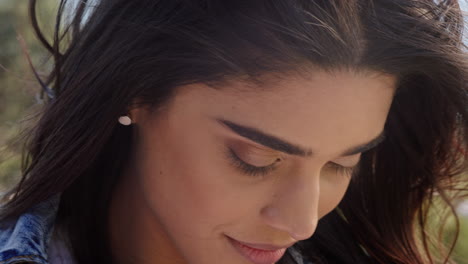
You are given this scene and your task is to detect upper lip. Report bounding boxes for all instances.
[228,236,296,251]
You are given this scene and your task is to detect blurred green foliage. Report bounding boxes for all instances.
[0,0,467,263]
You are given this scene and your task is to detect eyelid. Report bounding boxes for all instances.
[329,161,355,170]
[231,143,283,166]
[325,161,359,178]
[226,147,278,177]
[333,153,362,167]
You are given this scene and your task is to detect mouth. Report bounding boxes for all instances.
[226,235,291,264]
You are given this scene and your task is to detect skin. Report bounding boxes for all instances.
[108,69,396,264]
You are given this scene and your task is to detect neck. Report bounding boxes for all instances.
[107,165,185,264]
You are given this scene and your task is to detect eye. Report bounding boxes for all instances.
[225,148,280,178]
[325,162,360,178]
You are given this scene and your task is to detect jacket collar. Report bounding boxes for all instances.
[0,194,60,264]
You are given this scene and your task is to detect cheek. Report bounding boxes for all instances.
[318,176,351,218]
[134,121,255,239]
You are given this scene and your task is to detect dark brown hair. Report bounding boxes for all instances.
[1,0,467,263]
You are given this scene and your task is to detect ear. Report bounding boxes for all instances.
[127,107,154,125]
[126,99,151,125]
[126,98,172,125]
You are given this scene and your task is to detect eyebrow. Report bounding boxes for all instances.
[216,118,386,157]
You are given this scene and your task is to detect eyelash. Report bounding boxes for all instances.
[226,148,278,177]
[326,162,359,178]
[226,147,359,178]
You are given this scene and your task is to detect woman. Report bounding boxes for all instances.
[0,0,467,263]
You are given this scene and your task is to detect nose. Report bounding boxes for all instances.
[260,169,321,241]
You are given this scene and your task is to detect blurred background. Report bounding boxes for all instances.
[0,1,467,263]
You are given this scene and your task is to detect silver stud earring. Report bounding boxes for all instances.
[118,115,132,126]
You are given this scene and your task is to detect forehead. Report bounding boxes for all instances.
[171,69,396,157]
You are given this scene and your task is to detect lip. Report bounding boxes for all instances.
[226,236,291,264]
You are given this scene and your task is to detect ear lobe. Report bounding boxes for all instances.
[125,98,151,124]
[126,98,172,125]
[127,106,148,124]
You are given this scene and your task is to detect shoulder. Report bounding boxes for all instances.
[48,234,76,264]
[0,194,74,264]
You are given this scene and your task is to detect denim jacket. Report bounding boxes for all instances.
[0,194,66,264]
[0,195,311,264]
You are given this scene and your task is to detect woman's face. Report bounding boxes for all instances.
[109,70,396,264]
